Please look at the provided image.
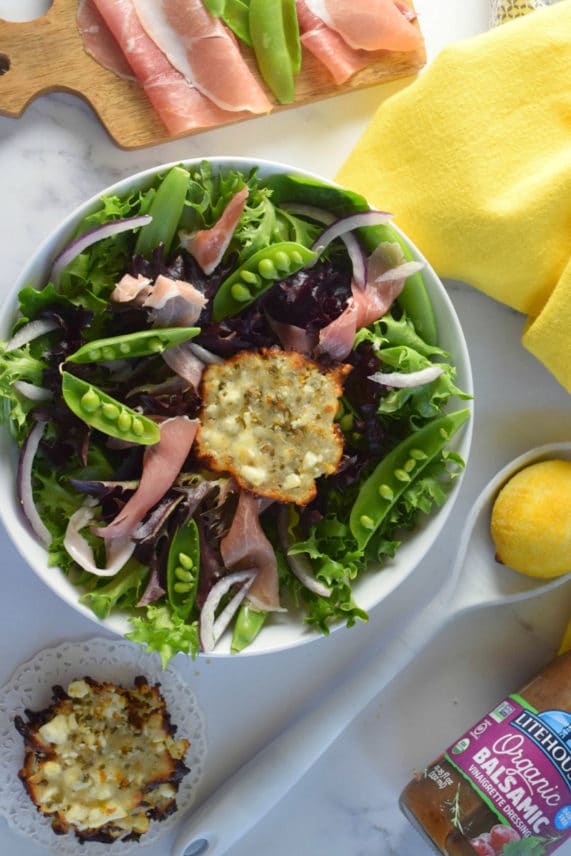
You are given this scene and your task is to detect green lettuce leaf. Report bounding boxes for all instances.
[127,604,200,668]
[80,558,149,620]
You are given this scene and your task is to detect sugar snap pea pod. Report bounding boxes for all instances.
[202,0,252,45]
[61,371,160,445]
[67,327,200,365]
[223,0,252,46]
[249,0,300,104]
[264,173,438,345]
[231,604,267,653]
[212,241,317,321]
[135,166,189,259]
[167,518,200,620]
[203,0,226,14]
[350,408,470,549]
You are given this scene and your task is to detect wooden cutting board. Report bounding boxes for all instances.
[0,1,426,150]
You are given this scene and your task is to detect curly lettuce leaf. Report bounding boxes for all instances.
[80,558,149,620]
[287,516,368,633]
[127,604,200,668]
[0,344,48,436]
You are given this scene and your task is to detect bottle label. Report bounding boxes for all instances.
[445,694,571,853]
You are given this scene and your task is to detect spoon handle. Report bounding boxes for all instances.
[172,606,449,856]
[172,442,571,856]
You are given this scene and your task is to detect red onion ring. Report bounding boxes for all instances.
[368,366,444,388]
[286,551,332,598]
[5,319,59,353]
[282,204,391,288]
[374,260,424,283]
[50,214,152,284]
[13,381,53,402]
[200,570,255,653]
[64,504,135,576]
[17,421,51,546]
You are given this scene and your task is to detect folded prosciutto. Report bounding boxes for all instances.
[220,491,282,612]
[303,0,422,53]
[89,0,251,134]
[132,0,272,114]
[296,0,374,85]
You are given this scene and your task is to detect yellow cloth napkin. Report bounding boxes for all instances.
[336,1,571,393]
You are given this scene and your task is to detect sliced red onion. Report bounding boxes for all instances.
[189,342,225,365]
[282,203,370,288]
[200,570,255,653]
[18,421,51,546]
[5,318,59,352]
[310,211,392,257]
[276,506,331,597]
[369,365,444,388]
[287,551,331,598]
[281,202,335,226]
[64,503,135,576]
[374,260,424,283]
[13,381,53,402]
[50,214,152,284]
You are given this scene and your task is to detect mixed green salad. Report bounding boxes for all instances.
[0,160,470,665]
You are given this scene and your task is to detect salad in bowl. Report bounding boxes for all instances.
[0,158,472,664]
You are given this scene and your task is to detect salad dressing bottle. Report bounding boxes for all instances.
[399,651,571,855]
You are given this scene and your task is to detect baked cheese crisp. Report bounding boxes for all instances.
[196,349,349,504]
[16,677,189,844]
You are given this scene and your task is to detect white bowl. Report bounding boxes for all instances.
[0,157,474,656]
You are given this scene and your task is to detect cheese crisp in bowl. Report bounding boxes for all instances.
[0,157,473,661]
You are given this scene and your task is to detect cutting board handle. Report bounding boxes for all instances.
[0,1,88,116]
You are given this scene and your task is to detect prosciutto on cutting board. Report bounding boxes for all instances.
[77,0,135,80]
[90,0,250,134]
[304,0,422,53]
[296,0,373,85]
[132,0,272,113]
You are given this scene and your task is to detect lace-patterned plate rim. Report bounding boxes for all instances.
[0,635,208,856]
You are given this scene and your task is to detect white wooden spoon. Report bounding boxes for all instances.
[172,441,571,856]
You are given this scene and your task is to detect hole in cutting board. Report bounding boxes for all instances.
[0,54,9,76]
[0,0,53,22]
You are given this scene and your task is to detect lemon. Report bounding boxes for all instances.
[490,459,571,578]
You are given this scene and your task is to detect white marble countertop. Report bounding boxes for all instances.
[1,1,571,855]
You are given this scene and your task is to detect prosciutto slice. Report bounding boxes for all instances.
[111,273,207,327]
[90,0,250,135]
[162,345,205,390]
[296,0,372,85]
[220,491,282,612]
[94,416,199,540]
[180,186,249,275]
[77,0,136,80]
[111,273,152,303]
[318,248,421,359]
[132,0,272,114]
[143,274,208,326]
[304,0,422,53]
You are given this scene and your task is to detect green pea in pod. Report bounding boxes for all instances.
[167,518,200,620]
[61,371,160,446]
[349,408,470,549]
[231,604,267,653]
[212,241,316,321]
[67,327,200,365]
[249,0,301,104]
